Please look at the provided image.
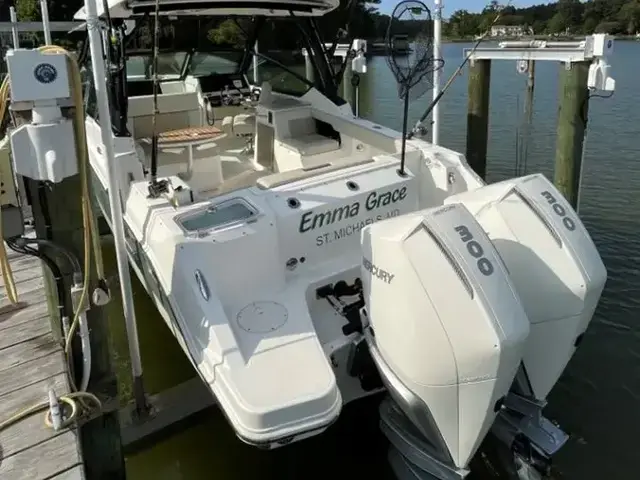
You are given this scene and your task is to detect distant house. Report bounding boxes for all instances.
[490,25,525,38]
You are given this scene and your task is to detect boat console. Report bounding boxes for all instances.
[197,72,254,107]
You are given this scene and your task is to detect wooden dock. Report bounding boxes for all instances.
[0,243,85,479]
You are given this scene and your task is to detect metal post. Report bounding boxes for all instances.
[304,51,314,83]
[432,0,443,145]
[9,7,20,49]
[84,0,147,416]
[253,39,259,84]
[40,0,53,45]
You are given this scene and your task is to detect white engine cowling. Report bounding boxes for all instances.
[360,202,530,471]
[445,173,607,402]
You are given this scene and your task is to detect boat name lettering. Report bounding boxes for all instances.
[454,225,495,276]
[363,258,395,284]
[540,190,576,231]
[315,210,400,246]
[299,186,408,233]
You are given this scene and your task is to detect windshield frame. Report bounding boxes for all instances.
[160,15,342,102]
[124,48,193,81]
[238,15,341,101]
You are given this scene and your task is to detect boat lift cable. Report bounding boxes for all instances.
[519,60,536,177]
[514,87,533,177]
[406,0,513,141]
[575,89,614,214]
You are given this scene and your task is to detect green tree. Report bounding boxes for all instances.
[207,20,246,47]
[448,10,480,38]
[583,16,599,33]
[618,1,640,34]
[557,0,583,30]
[15,0,40,20]
[547,12,567,34]
[482,1,500,14]
[595,21,624,34]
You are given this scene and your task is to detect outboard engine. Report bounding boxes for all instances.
[360,203,530,479]
[445,173,607,476]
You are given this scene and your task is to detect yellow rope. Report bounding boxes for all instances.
[0,391,102,432]
[0,77,19,305]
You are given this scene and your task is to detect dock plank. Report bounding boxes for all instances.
[0,350,66,398]
[0,259,44,285]
[0,431,82,480]
[0,300,48,332]
[0,247,84,479]
[0,314,50,350]
[0,333,59,373]
[0,277,46,308]
[0,373,70,459]
[48,465,86,479]
[4,255,42,274]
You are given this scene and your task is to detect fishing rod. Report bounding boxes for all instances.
[407,0,513,140]
[147,0,168,197]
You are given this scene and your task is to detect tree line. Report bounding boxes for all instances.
[446,0,640,38]
[2,0,640,50]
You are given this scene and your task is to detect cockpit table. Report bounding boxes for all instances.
[142,125,226,182]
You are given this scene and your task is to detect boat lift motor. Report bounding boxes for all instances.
[352,39,367,74]
[1,48,79,241]
[5,48,79,184]
[585,34,615,92]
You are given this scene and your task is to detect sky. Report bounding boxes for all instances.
[376,0,552,15]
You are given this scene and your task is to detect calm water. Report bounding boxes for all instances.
[103,41,640,479]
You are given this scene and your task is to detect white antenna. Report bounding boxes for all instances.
[9,7,19,48]
[432,0,443,145]
[40,0,53,45]
[253,39,259,84]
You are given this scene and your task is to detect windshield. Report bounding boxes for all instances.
[246,51,313,97]
[126,51,188,80]
[187,51,243,76]
[120,16,339,99]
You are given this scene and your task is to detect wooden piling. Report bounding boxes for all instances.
[554,61,590,208]
[466,59,492,180]
[524,60,536,123]
[26,172,126,478]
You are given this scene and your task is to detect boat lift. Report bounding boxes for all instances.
[464,34,616,91]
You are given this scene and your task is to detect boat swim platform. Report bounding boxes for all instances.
[0,241,85,479]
